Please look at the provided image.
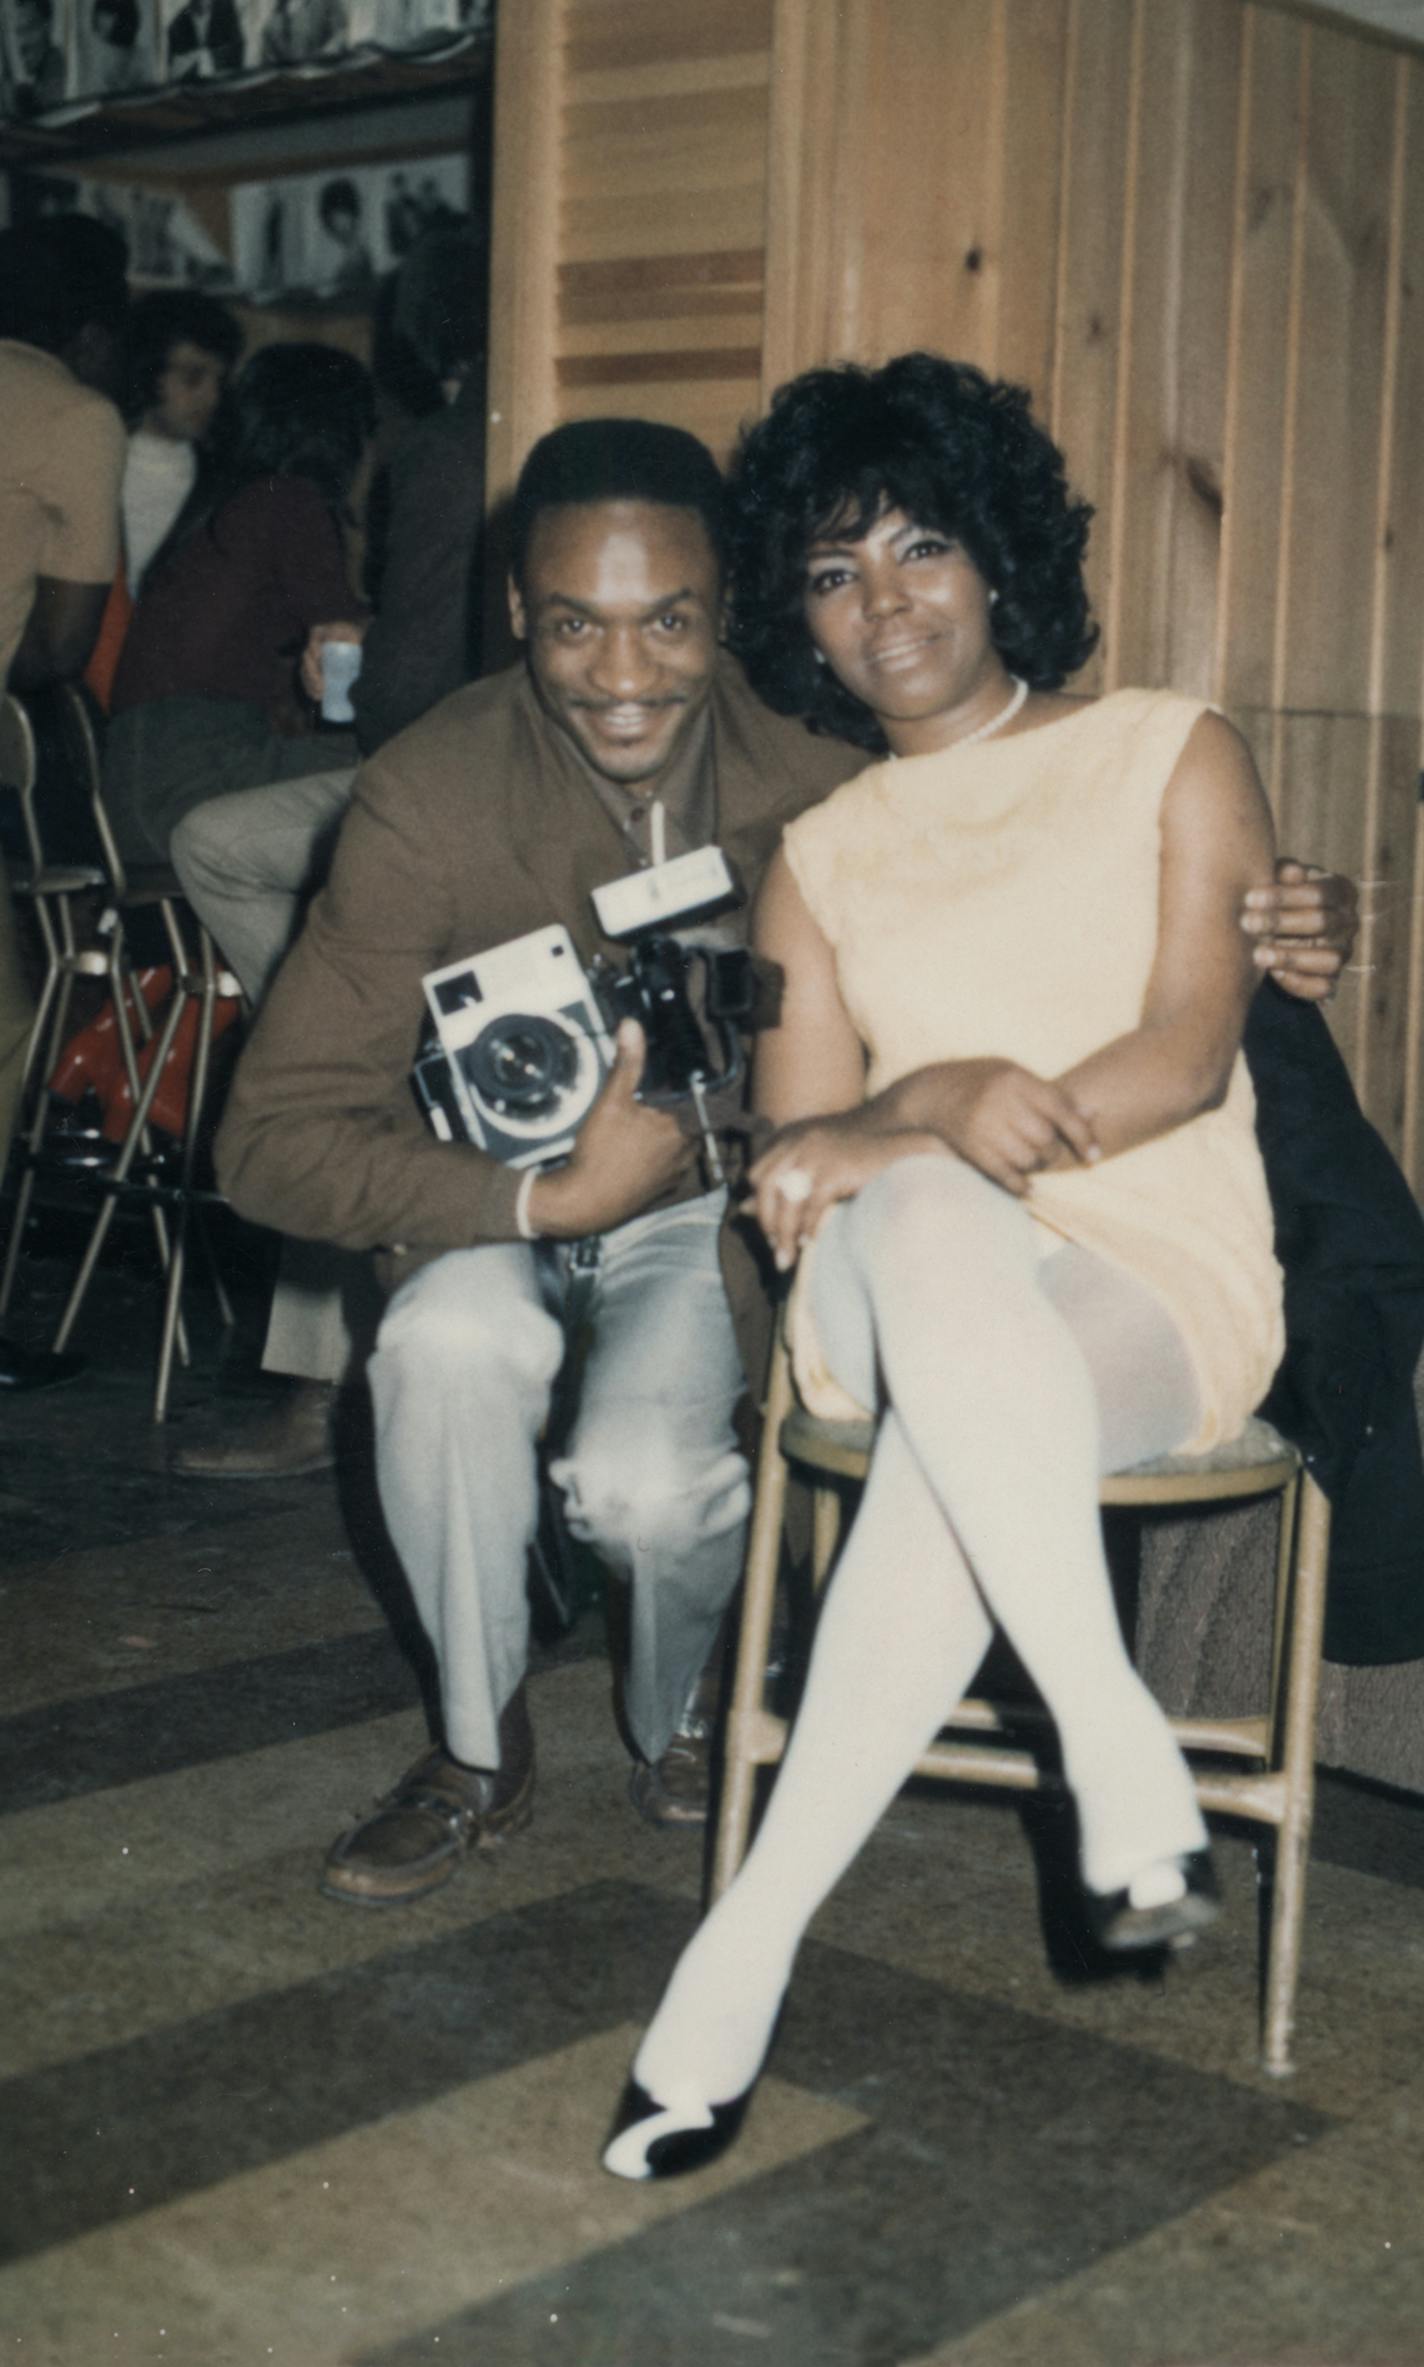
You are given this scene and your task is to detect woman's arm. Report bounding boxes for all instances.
[1046,709,1275,1159]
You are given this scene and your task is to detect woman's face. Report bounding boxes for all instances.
[802,504,1010,755]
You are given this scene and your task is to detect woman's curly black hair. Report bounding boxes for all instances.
[726,352,1099,753]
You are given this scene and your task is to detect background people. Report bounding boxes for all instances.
[0,216,129,1388]
[168,229,489,1476]
[102,339,373,865]
[122,289,243,597]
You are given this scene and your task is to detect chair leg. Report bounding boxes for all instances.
[710,1335,796,1902]
[52,984,189,1354]
[1260,1472,1331,2075]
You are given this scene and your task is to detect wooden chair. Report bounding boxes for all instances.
[714,1330,1332,2076]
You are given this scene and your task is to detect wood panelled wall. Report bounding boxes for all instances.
[487,0,1424,1180]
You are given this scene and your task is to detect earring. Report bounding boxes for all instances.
[988,589,1000,608]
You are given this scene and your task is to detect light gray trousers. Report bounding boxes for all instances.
[367,1187,752,1768]
[170,767,369,1381]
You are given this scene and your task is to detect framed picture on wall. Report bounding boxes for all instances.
[254,0,349,67]
[160,0,254,83]
[0,0,73,116]
[9,165,237,286]
[230,149,469,301]
[72,0,158,98]
[351,0,460,54]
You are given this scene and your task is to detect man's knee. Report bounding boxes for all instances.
[374,1257,564,1400]
[170,798,234,893]
[550,1436,750,1565]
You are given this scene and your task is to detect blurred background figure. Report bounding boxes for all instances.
[102,339,374,865]
[168,225,488,1477]
[0,214,130,1387]
[166,0,246,81]
[313,175,375,298]
[123,289,244,597]
[260,0,348,65]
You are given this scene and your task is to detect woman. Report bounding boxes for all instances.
[104,340,373,863]
[603,353,1285,2182]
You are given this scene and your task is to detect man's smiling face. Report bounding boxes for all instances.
[509,498,724,788]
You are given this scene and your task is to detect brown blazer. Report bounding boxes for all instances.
[216,657,860,1373]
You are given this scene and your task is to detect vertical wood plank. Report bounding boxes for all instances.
[1271,710,1375,1067]
[842,0,1003,368]
[760,0,851,396]
[1403,759,1424,1192]
[485,0,564,508]
[1371,58,1424,722]
[992,0,1071,402]
[1049,0,1136,694]
[1162,0,1243,695]
[1215,5,1305,712]
[1274,21,1395,715]
[1355,713,1421,1155]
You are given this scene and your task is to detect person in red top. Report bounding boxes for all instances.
[103,340,373,864]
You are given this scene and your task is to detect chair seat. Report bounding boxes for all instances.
[780,1402,1299,1494]
[11,862,107,895]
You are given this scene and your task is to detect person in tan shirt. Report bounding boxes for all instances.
[0,216,129,1392]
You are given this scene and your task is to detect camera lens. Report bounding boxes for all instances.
[464,1013,580,1115]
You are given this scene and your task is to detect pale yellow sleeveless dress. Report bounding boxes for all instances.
[781,688,1285,1451]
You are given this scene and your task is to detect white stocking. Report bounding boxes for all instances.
[633,1155,1206,2111]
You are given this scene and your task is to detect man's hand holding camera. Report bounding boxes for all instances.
[525,1019,696,1239]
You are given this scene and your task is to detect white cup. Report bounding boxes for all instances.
[320,638,363,724]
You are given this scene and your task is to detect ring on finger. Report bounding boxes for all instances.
[775,1167,814,1205]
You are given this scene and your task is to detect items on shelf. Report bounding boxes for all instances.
[0,0,491,129]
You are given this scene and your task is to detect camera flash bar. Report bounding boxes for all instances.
[590,845,738,942]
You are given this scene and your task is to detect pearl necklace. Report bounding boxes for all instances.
[956,674,1028,747]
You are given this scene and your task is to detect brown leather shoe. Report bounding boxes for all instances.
[322,1684,535,1907]
[170,1381,339,1479]
[628,1711,711,1829]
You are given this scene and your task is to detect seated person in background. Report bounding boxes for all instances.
[168,230,489,1479]
[0,216,130,1389]
[122,289,243,597]
[214,416,1354,1912]
[102,340,373,866]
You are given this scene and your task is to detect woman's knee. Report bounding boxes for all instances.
[845,1152,1020,1268]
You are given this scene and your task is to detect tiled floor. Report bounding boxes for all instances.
[2,1216,1422,2367]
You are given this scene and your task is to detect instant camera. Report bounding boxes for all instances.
[413,845,763,1171]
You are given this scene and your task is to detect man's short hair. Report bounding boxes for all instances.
[509,418,726,587]
[127,288,243,421]
[0,215,129,355]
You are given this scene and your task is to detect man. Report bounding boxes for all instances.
[0,216,130,1389]
[122,289,243,595]
[217,417,1352,1907]
[169,228,488,1477]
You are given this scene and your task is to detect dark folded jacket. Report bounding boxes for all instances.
[1245,982,1424,1662]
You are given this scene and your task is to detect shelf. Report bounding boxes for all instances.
[0,34,490,170]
